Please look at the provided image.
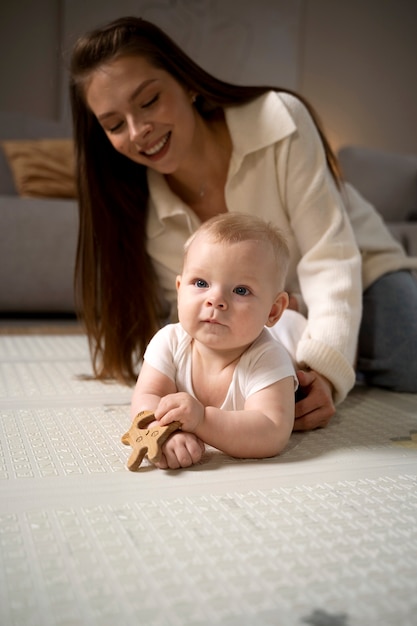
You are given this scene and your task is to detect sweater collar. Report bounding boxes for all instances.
[225,91,296,161]
[147,91,296,229]
[146,168,200,238]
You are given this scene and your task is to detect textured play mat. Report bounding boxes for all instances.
[0,334,416,626]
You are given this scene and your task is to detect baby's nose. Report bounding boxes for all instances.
[207,291,227,309]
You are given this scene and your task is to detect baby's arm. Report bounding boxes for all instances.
[156,376,295,459]
[130,361,177,419]
[130,362,205,468]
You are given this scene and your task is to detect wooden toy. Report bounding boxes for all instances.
[121,410,181,471]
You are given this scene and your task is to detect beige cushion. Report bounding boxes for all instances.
[1,139,76,198]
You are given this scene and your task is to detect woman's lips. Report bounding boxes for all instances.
[142,132,171,159]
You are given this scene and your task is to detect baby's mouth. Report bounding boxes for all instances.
[204,317,223,325]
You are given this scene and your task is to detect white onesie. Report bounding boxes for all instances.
[143,324,298,410]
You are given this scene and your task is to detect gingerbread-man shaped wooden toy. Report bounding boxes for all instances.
[121,410,181,471]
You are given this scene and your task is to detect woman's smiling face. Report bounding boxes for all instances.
[85,55,199,174]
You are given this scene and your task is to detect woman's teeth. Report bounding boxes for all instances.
[144,133,169,156]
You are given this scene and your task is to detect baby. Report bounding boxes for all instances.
[131,213,298,468]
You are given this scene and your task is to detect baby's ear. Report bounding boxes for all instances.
[266,291,289,327]
[176,275,182,291]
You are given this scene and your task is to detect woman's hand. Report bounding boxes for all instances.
[154,431,205,469]
[293,369,335,431]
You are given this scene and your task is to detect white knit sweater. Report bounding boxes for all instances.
[145,91,417,404]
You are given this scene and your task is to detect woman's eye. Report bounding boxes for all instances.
[195,279,208,288]
[234,286,250,296]
[142,93,159,108]
[107,121,123,134]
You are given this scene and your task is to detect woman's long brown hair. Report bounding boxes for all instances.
[69,16,341,385]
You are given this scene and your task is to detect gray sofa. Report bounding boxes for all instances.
[0,113,78,313]
[0,113,416,313]
[338,145,417,258]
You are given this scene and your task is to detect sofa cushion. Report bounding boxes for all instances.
[338,146,417,222]
[2,139,76,198]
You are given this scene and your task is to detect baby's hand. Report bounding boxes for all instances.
[155,392,205,433]
[155,431,205,469]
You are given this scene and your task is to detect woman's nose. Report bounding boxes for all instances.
[128,118,152,143]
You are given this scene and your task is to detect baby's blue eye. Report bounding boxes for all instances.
[195,279,208,288]
[234,286,250,296]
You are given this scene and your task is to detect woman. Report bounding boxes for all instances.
[69,16,417,432]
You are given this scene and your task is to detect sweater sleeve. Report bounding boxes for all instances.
[278,93,362,404]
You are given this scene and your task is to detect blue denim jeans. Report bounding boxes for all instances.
[357,270,417,392]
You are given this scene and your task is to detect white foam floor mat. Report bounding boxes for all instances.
[0,335,416,626]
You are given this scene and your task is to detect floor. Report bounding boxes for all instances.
[0,330,416,626]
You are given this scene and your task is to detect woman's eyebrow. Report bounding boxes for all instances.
[97,79,157,121]
[128,79,157,103]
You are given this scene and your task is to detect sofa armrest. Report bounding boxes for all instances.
[387,222,417,258]
[0,197,78,312]
[0,148,17,195]
[338,145,417,223]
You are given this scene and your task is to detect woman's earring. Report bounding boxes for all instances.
[191,93,197,104]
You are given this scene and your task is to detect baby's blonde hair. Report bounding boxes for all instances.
[184,213,290,290]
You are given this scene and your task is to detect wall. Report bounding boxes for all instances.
[0,0,61,120]
[59,0,302,126]
[299,0,417,153]
[0,0,416,154]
